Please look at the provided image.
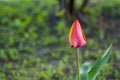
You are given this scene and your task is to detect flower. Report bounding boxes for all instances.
[68,19,86,48]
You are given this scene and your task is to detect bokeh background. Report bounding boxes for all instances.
[0,0,120,80]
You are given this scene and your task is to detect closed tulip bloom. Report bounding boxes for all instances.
[68,19,86,48]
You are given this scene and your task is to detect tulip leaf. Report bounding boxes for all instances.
[80,62,92,80]
[88,44,112,80]
[75,44,112,80]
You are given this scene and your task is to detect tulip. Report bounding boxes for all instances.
[68,19,86,80]
[68,20,112,80]
[68,19,86,48]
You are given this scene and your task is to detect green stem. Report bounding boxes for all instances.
[76,48,80,80]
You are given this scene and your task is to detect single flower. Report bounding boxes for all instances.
[68,19,86,48]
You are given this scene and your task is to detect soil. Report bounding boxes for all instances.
[97,16,120,48]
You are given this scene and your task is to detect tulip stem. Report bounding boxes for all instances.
[76,48,80,80]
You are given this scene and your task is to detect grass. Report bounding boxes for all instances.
[0,0,120,80]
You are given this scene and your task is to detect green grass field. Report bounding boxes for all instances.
[0,0,120,80]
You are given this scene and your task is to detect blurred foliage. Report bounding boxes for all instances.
[0,0,120,80]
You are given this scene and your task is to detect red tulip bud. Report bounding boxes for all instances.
[68,19,86,48]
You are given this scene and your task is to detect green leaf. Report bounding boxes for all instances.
[88,44,112,80]
[75,44,112,80]
[75,62,91,80]
[80,62,92,80]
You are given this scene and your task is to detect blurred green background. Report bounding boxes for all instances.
[0,0,120,80]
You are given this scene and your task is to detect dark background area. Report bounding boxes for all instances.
[0,0,120,80]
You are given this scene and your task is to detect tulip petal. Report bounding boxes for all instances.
[68,19,86,48]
